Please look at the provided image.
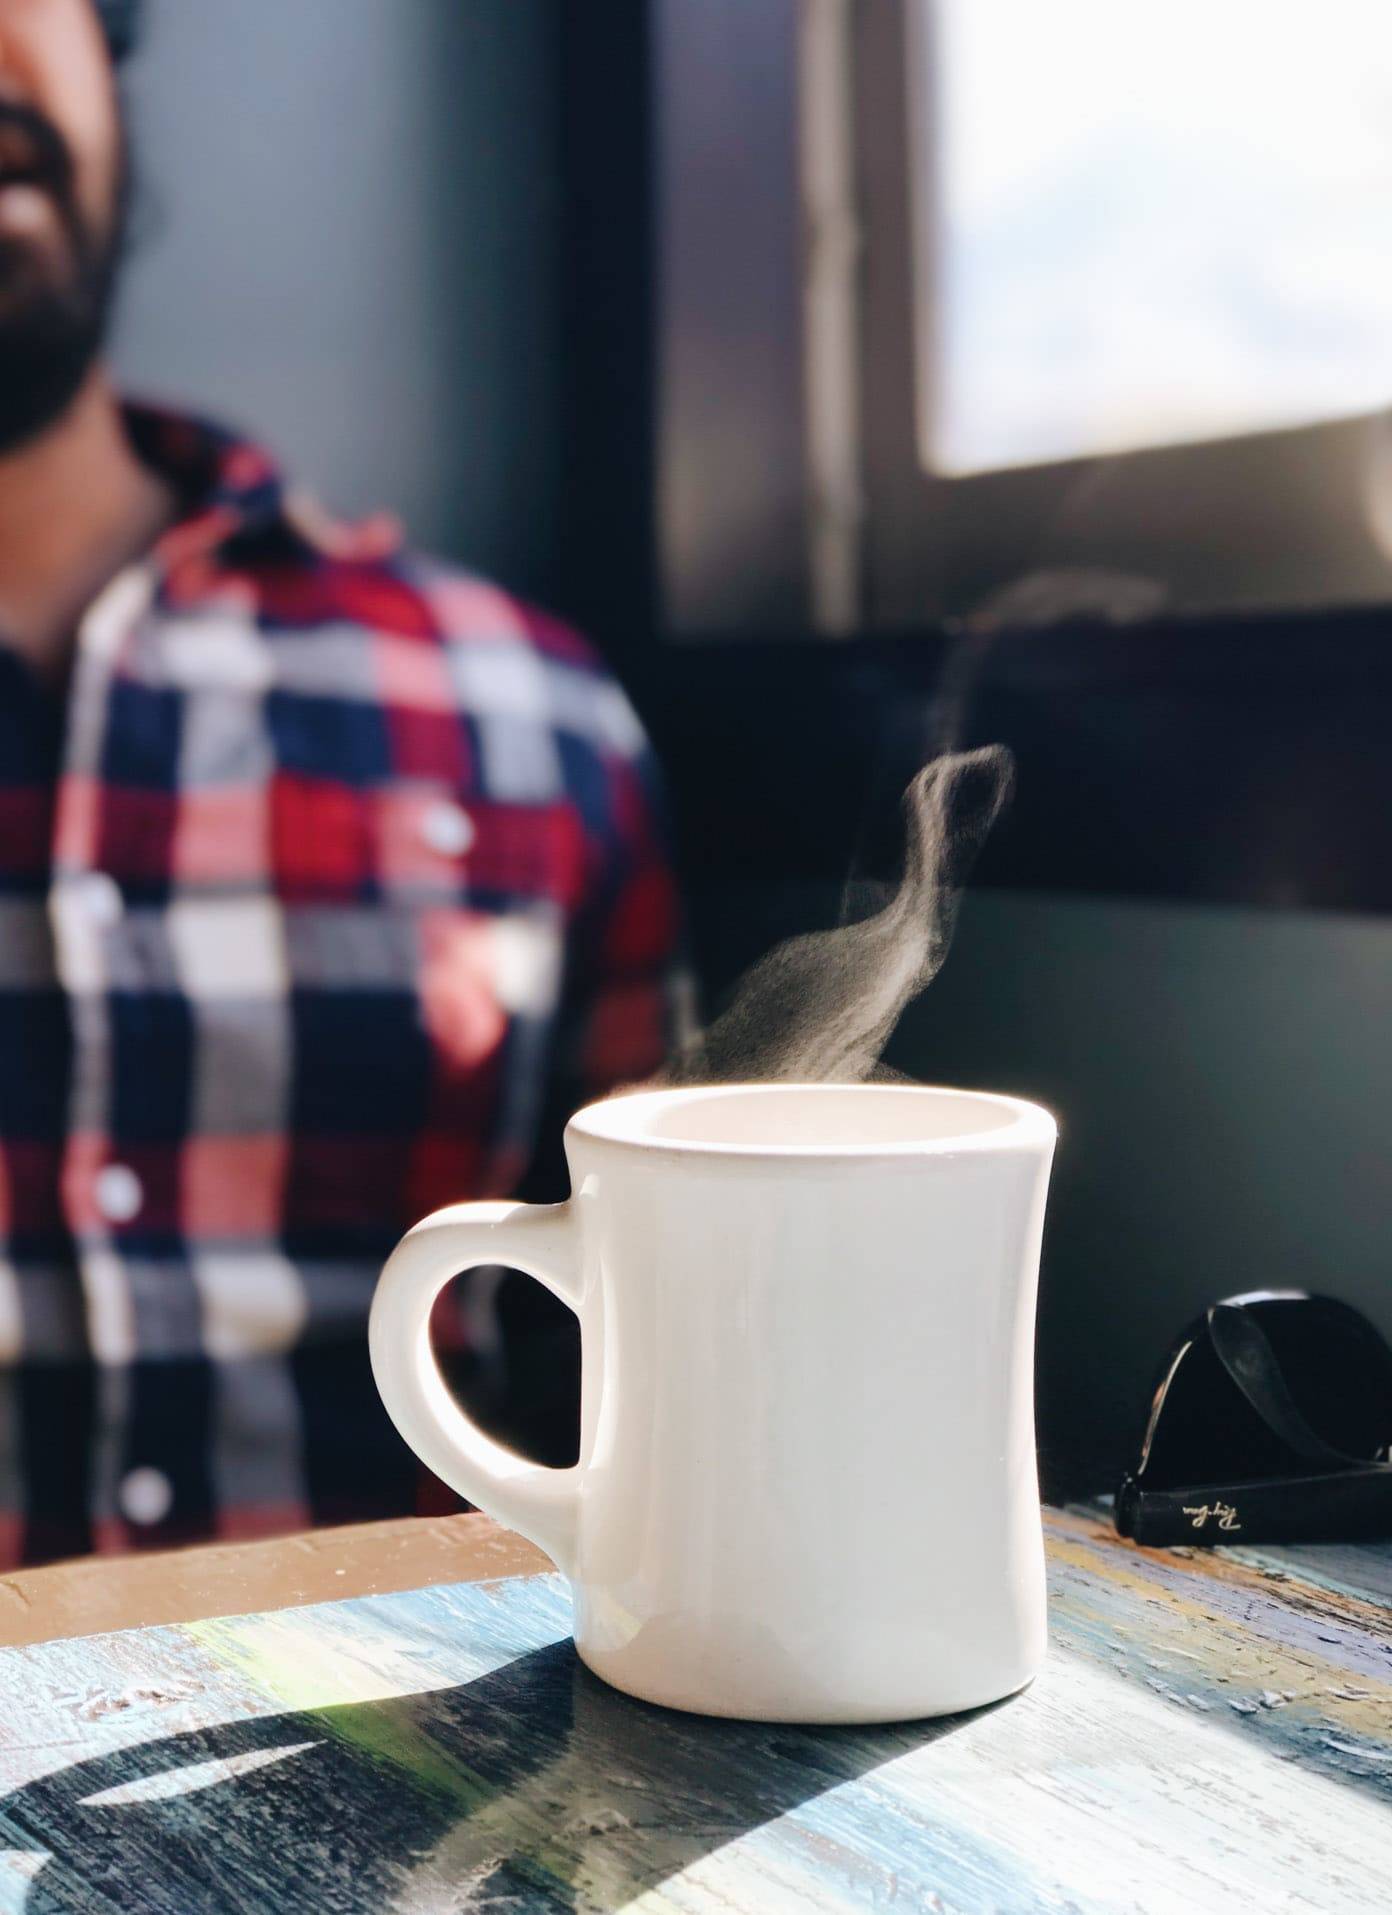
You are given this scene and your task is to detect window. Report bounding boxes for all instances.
[925,0,1392,476]
[647,0,1392,634]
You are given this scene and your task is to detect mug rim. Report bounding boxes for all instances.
[566,1081,1058,1160]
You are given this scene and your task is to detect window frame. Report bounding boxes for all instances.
[858,1,1392,629]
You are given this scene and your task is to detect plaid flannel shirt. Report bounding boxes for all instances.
[0,407,684,1565]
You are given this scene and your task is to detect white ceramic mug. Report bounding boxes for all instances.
[369,1082,1057,1723]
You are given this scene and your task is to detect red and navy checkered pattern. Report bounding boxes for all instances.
[0,407,685,1564]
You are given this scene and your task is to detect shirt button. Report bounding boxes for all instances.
[74,871,124,927]
[420,801,475,858]
[95,1163,143,1223]
[119,1466,173,1526]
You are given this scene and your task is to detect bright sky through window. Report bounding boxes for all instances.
[922,0,1392,474]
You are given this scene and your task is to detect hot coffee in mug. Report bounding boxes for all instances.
[370,1082,1057,1723]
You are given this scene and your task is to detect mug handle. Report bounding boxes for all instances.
[369,1200,582,1575]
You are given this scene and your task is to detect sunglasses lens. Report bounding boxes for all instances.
[1242,1296,1392,1462]
[1131,1293,1392,1492]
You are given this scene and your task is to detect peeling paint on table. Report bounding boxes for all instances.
[0,1508,1389,1912]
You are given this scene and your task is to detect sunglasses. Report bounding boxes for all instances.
[1115,1290,1392,1547]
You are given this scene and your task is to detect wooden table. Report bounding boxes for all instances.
[2,1508,1390,1912]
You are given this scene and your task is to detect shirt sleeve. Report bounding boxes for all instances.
[517,728,693,1203]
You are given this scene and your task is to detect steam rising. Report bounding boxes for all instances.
[663,745,1014,1085]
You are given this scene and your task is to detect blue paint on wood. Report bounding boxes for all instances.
[2,1513,1391,1911]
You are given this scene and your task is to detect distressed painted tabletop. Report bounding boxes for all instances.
[1,1508,1390,1914]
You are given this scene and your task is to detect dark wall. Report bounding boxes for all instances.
[113,0,564,600]
[895,888,1392,1491]
[641,622,1392,1493]
[673,871,1392,1496]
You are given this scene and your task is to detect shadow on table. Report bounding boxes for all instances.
[0,1640,978,1912]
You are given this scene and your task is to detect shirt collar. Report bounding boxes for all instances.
[122,402,402,573]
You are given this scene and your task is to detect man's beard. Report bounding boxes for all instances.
[0,101,124,456]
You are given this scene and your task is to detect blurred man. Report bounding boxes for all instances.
[0,0,683,1562]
